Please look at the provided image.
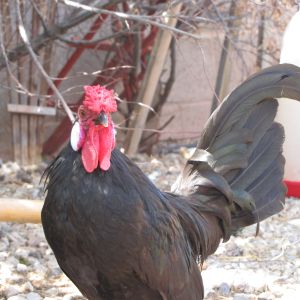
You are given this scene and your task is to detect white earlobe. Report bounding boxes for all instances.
[71,121,84,151]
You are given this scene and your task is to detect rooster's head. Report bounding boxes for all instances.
[70,85,117,173]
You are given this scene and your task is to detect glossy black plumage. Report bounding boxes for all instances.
[43,146,216,299]
[42,64,300,300]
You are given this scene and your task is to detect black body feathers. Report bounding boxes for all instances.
[42,64,300,299]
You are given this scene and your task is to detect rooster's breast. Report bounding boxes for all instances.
[42,146,156,299]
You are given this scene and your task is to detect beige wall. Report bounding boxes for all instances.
[159,27,257,143]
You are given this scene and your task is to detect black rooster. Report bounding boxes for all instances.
[42,64,300,300]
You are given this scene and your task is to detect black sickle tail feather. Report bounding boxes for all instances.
[174,64,300,240]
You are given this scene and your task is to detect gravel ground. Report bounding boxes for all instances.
[0,150,299,300]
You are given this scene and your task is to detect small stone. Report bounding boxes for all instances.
[26,292,42,300]
[62,294,82,300]
[45,287,59,297]
[5,285,22,297]
[205,291,218,300]
[9,161,21,172]
[0,164,10,177]
[16,169,33,184]
[45,248,53,255]
[38,241,48,248]
[3,162,20,175]
[148,170,160,181]
[258,291,275,299]
[0,251,8,261]
[16,248,30,259]
[23,256,37,266]
[28,250,42,259]
[35,262,48,274]
[27,230,45,247]
[31,188,42,199]
[235,283,254,294]
[17,263,28,273]
[233,293,257,300]
[0,239,9,251]
[225,241,243,256]
[219,282,231,296]
[47,257,60,271]
[7,231,26,246]
[0,222,11,233]
[7,296,27,300]
[6,256,19,267]
[24,282,34,292]
[50,266,63,276]
[288,219,300,227]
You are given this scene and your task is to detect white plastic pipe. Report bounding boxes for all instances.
[277,9,300,182]
[280,11,300,66]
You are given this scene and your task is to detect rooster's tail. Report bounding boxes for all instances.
[173,64,300,236]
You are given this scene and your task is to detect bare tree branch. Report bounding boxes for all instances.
[0,11,29,95]
[57,30,130,46]
[156,38,176,112]
[0,0,124,71]
[59,0,205,40]
[140,115,175,146]
[16,0,75,123]
[30,0,48,32]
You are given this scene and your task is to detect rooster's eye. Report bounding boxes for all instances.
[78,107,86,119]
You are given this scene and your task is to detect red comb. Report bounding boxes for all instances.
[83,85,117,113]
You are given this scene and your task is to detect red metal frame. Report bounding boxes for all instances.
[48,15,109,96]
[43,8,158,156]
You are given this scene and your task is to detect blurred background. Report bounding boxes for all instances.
[1,2,300,300]
[0,0,297,164]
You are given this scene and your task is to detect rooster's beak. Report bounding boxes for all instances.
[94,112,108,127]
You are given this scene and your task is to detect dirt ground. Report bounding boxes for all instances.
[0,149,299,300]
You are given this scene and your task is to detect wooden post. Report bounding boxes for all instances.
[28,6,40,165]
[256,7,265,70]
[1,1,22,164]
[210,0,240,114]
[125,3,183,156]
[17,1,29,165]
[3,1,58,165]
[2,1,21,164]
[0,198,43,223]
[37,1,58,163]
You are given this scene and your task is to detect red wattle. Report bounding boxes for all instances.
[81,124,115,172]
[98,125,114,171]
[82,127,100,173]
